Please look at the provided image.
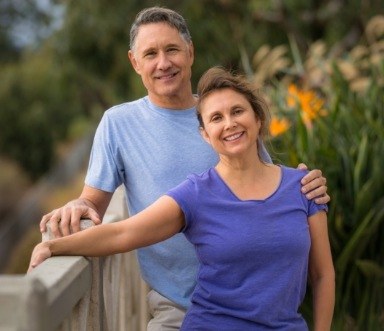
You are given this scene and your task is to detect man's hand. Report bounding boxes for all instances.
[40,199,102,238]
[298,163,330,204]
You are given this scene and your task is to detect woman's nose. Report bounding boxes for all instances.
[224,116,237,129]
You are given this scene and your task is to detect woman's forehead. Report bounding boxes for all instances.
[200,89,249,113]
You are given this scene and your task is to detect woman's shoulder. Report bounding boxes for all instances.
[280,165,308,186]
[186,167,216,184]
[281,164,308,175]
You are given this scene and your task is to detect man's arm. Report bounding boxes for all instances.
[298,164,329,204]
[39,185,113,238]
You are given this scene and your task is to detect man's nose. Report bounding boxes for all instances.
[157,52,172,70]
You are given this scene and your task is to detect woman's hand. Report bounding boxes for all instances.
[27,242,52,273]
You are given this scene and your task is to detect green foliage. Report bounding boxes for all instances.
[0,44,97,179]
[0,0,383,327]
[2,0,382,180]
[0,0,54,61]
[264,18,384,328]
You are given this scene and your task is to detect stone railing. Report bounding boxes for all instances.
[0,186,150,331]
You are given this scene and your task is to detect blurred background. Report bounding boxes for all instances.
[0,0,383,329]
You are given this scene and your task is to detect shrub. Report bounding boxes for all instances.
[256,15,384,330]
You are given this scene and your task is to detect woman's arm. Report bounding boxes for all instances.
[28,196,184,271]
[308,210,335,331]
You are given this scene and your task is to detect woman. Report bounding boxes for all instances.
[29,67,335,330]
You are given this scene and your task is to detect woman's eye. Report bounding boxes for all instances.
[212,115,221,122]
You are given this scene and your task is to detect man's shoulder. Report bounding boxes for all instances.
[105,96,148,118]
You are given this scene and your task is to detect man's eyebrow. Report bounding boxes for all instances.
[142,46,156,54]
[166,43,181,48]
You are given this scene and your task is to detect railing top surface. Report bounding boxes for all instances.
[0,186,131,331]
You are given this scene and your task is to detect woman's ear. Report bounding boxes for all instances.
[200,127,211,145]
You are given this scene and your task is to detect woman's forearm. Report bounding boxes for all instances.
[28,221,128,272]
[312,274,335,331]
[28,195,184,272]
[48,221,128,257]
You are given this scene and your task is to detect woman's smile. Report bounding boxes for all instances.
[199,88,261,157]
[223,131,244,142]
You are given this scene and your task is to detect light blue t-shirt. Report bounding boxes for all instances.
[85,96,271,308]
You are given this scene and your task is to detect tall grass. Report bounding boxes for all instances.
[253,15,384,330]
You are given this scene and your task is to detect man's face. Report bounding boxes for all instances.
[128,22,194,108]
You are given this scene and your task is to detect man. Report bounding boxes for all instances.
[40,7,329,330]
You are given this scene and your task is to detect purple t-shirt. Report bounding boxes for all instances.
[167,166,327,330]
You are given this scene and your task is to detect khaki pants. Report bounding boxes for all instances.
[147,290,186,331]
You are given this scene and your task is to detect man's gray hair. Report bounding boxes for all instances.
[130,6,192,51]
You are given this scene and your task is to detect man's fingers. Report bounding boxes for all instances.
[39,203,101,238]
[301,169,323,185]
[49,213,63,238]
[297,163,308,170]
[70,216,81,233]
[60,208,73,236]
[40,211,55,233]
[305,185,328,200]
[87,208,102,225]
[60,218,71,237]
[301,172,325,191]
[314,193,331,205]
[49,221,62,238]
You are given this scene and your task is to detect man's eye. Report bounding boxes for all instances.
[212,116,221,122]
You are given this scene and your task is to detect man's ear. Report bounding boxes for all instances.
[128,50,141,74]
[200,127,211,145]
[188,42,195,65]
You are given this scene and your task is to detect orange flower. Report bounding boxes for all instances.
[269,116,290,137]
[287,84,300,108]
[287,83,327,129]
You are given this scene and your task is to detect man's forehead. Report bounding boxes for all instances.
[135,23,187,49]
[137,22,179,38]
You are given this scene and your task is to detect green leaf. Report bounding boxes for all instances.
[353,132,368,193]
[356,259,384,278]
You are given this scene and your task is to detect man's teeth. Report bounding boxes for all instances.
[159,73,175,79]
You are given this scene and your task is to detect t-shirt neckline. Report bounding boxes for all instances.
[210,165,284,203]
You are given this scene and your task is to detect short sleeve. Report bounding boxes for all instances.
[295,167,328,218]
[85,113,123,192]
[307,196,328,217]
[166,177,198,232]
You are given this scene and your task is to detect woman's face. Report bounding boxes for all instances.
[199,88,261,158]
